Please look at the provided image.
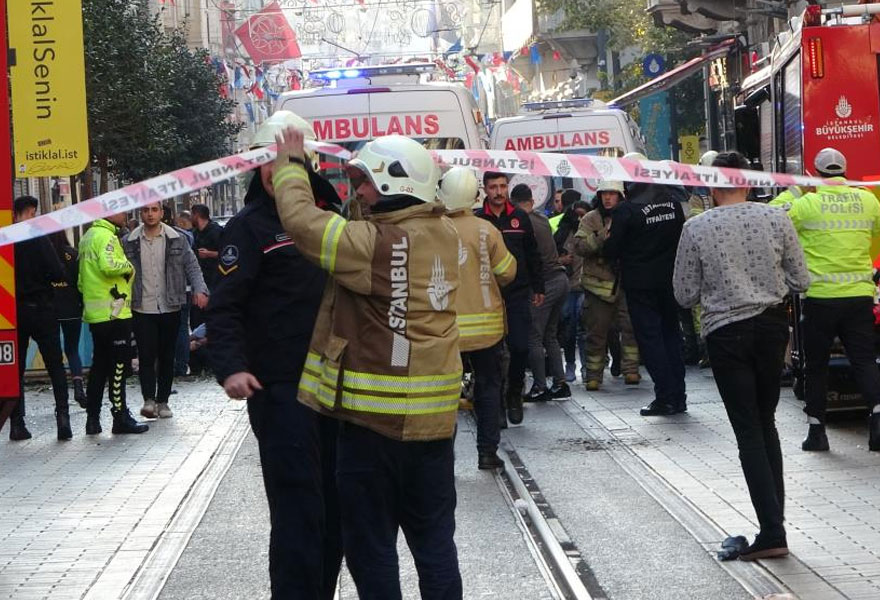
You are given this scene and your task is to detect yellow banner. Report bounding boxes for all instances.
[9,0,89,177]
[679,135,700,165]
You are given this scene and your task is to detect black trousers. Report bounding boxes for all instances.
[626,286,687,407]
[14,301,69,420]
[504,288,532,394]
[803,297,880,422]
[337,422,461,600]
[248,383,342,600]
[133,311,181,403]
[463,342,502,453]
[87,319,133,416]
[706,306,788,540]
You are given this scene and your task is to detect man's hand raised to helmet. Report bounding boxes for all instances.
[274,126,306,171]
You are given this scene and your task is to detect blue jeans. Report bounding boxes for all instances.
[561,290,586,366]
[59,319,83,377]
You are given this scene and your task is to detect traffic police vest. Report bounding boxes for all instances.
[78,219,134,324]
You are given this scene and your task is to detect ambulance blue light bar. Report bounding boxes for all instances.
[522,99,605,111]
[310,63,436,81]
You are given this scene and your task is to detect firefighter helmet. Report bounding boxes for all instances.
[814,147,847,176]
[699,150,719,167]
[623,151,648,162]
[251,110,320,171]
[438,167,479,211]
[348,135,440,203]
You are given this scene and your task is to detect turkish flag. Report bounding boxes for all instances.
[235,2,301,63]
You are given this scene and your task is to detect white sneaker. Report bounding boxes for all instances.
[140,399,158,419]
[157,402,173,418]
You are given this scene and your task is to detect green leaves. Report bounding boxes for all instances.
[82,0,242,183]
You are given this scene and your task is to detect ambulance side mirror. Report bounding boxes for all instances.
[734,105,760,161]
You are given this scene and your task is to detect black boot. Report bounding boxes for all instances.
[802,424,829,451]
[111,410,149,435]
[478,450,504,470]
[869,413,880,451]
[73,378,87,409]
[56,409,72,441]
[85,413,102,435]
[9,418,32,441]
[506,388,524,425]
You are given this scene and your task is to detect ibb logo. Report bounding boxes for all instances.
[835,96,853,119]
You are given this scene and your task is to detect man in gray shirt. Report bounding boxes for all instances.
[510,184,571,402]
[673,151,810,562]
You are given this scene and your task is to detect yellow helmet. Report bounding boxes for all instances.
[251,110,320,171]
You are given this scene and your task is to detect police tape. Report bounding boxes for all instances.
[2,142,879,247]
[431,149,880,191]
[0,141,349,247]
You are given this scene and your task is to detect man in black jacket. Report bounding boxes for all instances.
[206,112,342,600]
[477,172,544,424]
[10,196,71,441]
[604,180,688,416]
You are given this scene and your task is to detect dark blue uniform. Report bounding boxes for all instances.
[207,175,342,600]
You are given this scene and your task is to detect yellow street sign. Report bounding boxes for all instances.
[9,0,89,177]
[679,135,700,165]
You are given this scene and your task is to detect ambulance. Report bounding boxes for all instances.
[275,63,487,201]
[489,99,646,207]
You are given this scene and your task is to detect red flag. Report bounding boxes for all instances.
[234,2,301,63]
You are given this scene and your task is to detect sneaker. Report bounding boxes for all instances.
[624,373,641,385]
[112,411,150,435]
[157,402,173,418]
[523,386,550,403]
[564,363,576,383]
[802,424,829,451]
[478,451,504,470]
[550,382,571,400]
[140,399,158,419]
[585,380,600,391]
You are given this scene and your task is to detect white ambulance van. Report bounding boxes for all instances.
[275,63,486,201]
[489,99,645,208]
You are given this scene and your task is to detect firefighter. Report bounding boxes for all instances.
[573,181,641,390]
[273,128,463,598]
[9,196,70,441]
[786,148,880,451]
[78,212,149,435]
[477,172,544,425]
[206,111,343,599]
[438,167,517,469]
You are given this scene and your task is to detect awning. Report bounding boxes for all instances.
[609,39,737,108]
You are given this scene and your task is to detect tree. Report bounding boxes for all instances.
[81,0,240,194]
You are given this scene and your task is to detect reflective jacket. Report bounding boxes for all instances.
[78,219,134,323]
[787,180,880,299]
[273,162,463,442]
[446,209,516,352]
[769,185,812,209]
[573,209,619,302]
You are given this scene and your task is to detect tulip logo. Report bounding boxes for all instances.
[428,255,450,311]
[835,96,852,119]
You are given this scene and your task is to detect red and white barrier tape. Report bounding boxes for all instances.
[431,149,880,191]
[2,142,879,247]
[0,141,350,247]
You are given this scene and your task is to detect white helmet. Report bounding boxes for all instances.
[596,180,625,195]
[438,167,479,211]
[623,151,648,162]
[814,147,846,176]
[252,110,320,171]
[699,150,719,167]
[348,135,439,204]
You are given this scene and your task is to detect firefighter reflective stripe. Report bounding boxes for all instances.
[272,164,310,189]
[320,214,346,273]
[799,219,875,231]
[493,252,514,276]
[301,352,461,414]
[810,272,873,284]
[0,245,15,329]
[457,312,504,338]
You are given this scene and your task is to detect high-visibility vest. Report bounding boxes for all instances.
[78,219,134,323]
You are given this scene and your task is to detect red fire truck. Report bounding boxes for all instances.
[736,2,880,411]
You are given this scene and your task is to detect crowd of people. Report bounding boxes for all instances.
[8,107,880,596]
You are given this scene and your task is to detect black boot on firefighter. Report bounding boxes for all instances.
[802,423,830,452]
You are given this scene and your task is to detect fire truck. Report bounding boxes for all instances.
[736,2,880,411]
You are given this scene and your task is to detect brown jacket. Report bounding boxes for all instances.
[274,162,463,442]
[447,209,516,352]
[573,209,619,302]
